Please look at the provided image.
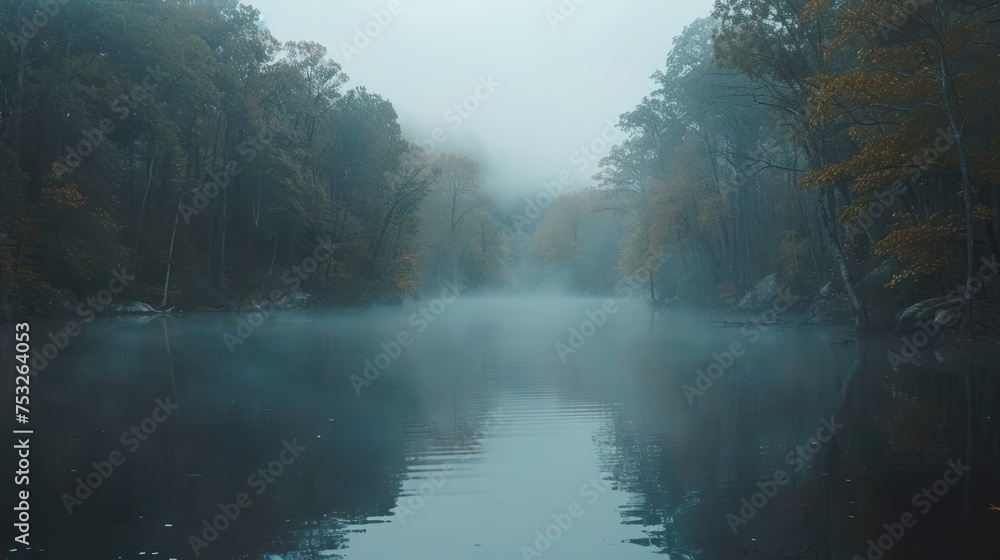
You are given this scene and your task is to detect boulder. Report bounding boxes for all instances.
[113,314,160,326]
[896,296,963,331]
[111,301,161,314]
[820,281,835,297]
[810,294,855,323]
[934,307,962,328]
[736,272,787,310]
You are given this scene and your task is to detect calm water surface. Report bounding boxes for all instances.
[4,296,998,559]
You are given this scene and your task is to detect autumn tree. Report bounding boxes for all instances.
[805,0,1000,328]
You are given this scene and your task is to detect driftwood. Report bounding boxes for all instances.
[710,311,818,328]
[112,301,175,314]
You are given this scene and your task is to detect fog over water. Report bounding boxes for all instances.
[9,297,998,559]
[3,1,1000,558]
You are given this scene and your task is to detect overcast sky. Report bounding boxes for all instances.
[251,0,715,204]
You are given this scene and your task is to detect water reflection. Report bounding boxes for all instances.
[5,298,998,559]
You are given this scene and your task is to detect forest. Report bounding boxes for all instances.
[2,0,999,332]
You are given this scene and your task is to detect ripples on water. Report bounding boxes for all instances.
[4,296,998,559]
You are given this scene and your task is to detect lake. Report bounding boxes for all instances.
[5,296,998,559]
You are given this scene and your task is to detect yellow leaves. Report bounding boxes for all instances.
[875,211,962,288]
[800,161,851,189]
[810,70,934,127]
[799,170,828,189]
[839,204,864,225]
[805,117,950,197]
[974,204,992,224]
[820,0,874,55]
[42,185,86,209]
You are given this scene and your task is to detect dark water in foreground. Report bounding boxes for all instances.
[3,296,999,559]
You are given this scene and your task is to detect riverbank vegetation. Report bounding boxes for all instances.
[3,0,999,332]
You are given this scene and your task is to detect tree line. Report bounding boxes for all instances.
[572,0,1000,330]
[4,0,1000,332]
[0,0,510,317]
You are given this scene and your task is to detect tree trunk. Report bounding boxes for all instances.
[219,180,227,289]
[938,54,976,335]
[797,187,824,286]
[161,212,180,309]
[134,151,156,252]
[371,203,399,263]
[819,189,867,327]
